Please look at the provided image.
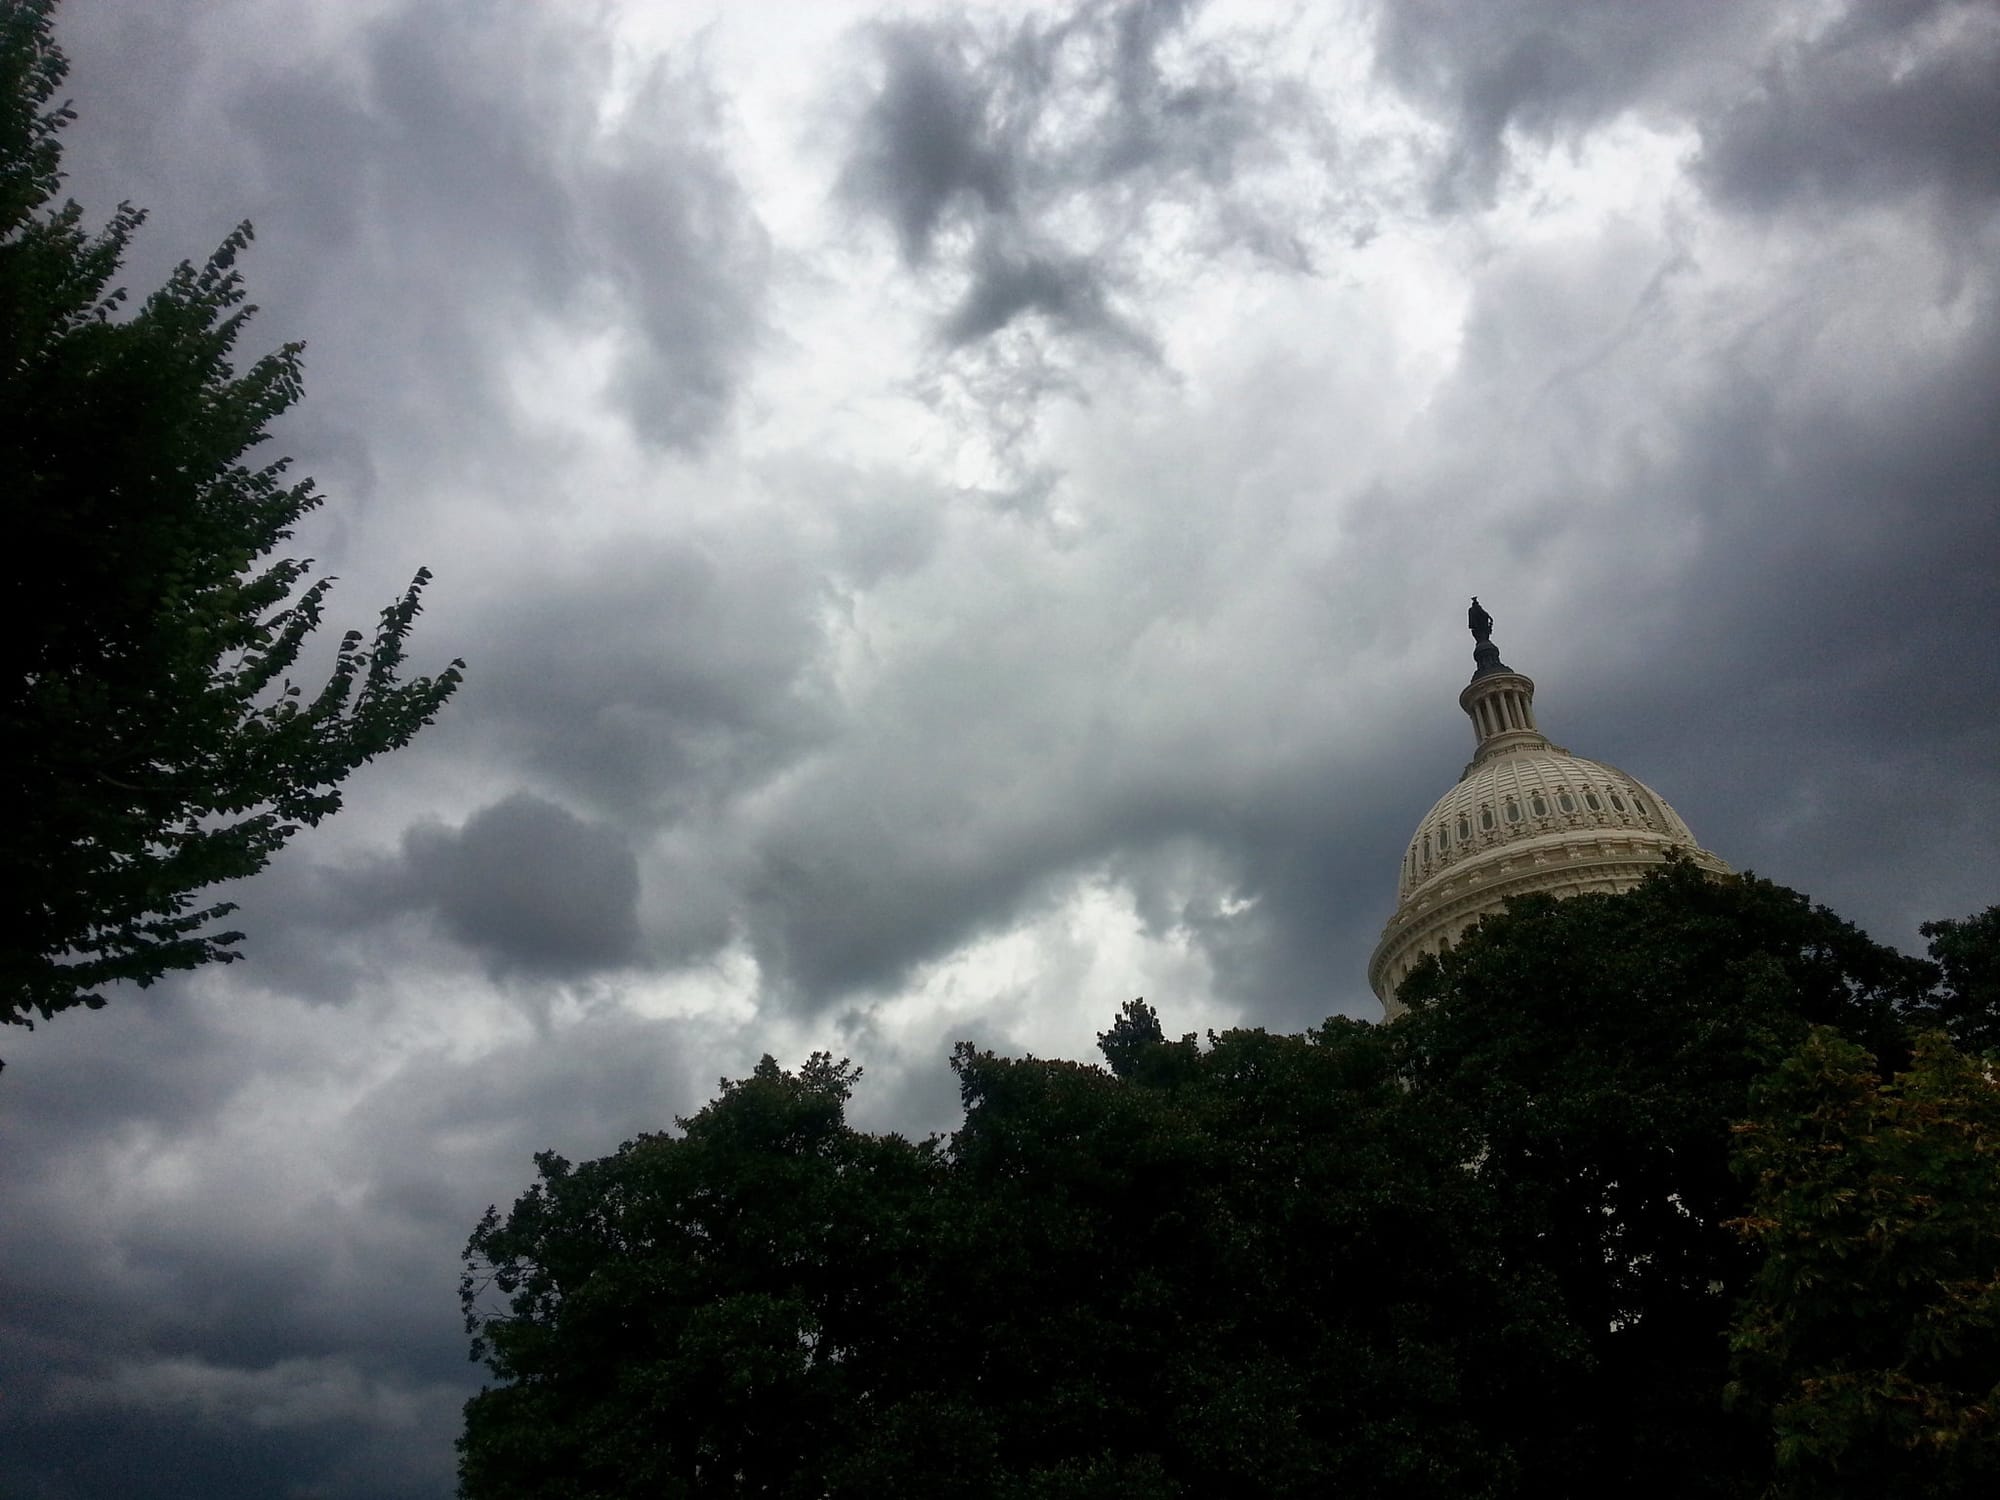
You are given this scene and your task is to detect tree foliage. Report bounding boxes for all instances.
[938,1020,1576,1497]
[1915,905,2000,1057]
[1389,858,1936,1496]
[464,1027,1571,1499]
[0,0,462,1038]
[1728,1028,2000,1497]
[460,866,1998,1498]
[458,1056,939,1499]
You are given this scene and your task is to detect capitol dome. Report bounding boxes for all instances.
[1369,604,1729,1014]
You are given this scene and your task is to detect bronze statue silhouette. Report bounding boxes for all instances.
[1468,596,1494,642]
[1467,596,1509,677]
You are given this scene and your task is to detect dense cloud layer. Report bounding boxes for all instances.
[836,0,1332,458]
[1375,0,1788,209]
[398,795,644,976]
[1699,0,2000,223]
[5,1,1997,1495]
[842,1,1320,327]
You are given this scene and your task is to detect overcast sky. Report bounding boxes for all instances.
[5,0,1997,1493]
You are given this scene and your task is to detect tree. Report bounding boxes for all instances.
[0,0,462,1042]
[460,1020,1576,1499]
[1388,859,1936,1497]
[934,1016,1573,1498]
[1914,905,2000,1057]
[459,1056,945,1500]
[1728,1027,2000,1496]
[459,869,1985,1498]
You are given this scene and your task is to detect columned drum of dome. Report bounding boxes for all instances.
[1369,603,1730,1016]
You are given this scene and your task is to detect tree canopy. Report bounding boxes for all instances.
[1729,1027,2000,1498]
[1388,860,1937,1496]
[463,1024,1570,1498]
[460,865,2000,1498]
[0,0,461,1040]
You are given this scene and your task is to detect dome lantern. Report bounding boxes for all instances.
[1460,599,1545,762]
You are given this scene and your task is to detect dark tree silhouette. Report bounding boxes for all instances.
[460,1026,1572,1495]
[1391,860,1936,1496]
[1914,905,2000,1056]
[0,0,462,1043]
[461,867,1996,1498]
[1728,1026,2000,1499]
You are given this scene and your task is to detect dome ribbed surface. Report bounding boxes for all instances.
[1395,746,1701,904]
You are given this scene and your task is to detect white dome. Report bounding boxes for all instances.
[1368,614,1728,1013]
[1394,747,1703,905]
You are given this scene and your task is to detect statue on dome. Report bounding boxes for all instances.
[1467,596,1508,677]
[1467,596,1494,642]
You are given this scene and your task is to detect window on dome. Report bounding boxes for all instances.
[1439,824,1451,851]
[1421,833,1431,862]
[1503,799,1521,823]
[1530,794,1548,817]
[1458,817,1471,842]
[1634,796,1650,818]
[1585,791,1602,812]
[1480,807,1495,832]
[1610,792,1627,812]
[1558,792,1577,814]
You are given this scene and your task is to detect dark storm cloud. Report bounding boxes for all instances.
[741,736,1113,1007]
[228,789,651,994]
[1561,278,2000,948]
[1,969,745,1500]
[7,1394,459,1500]
[440,531,837,824]
[1696,0,2000,223]
[845,21,1015,265]
[1374,0,2000,225]
[941,242,1159,352]
[745,811,1082,1006]
[53,0,768,480]
[1372,0,1785,210]
[399,794,643,977]
[840,0,1324,353]
[1197,791,1436,1028]
[739,698,1378,1017]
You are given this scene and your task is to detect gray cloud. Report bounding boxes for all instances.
[587,57,772,449]
[55,0,767,487]
[0,971,754,1500]
[1373,0,1786,210]
[444,535,836,824]
[839,0,1327,363]
[1696,0,2000,226]
[1374,0,2000,229]
[844,21,1016,265]
[943,242,1149,351]
[184,792,652,1000]
[400,794,643,977]
[44,1354,449,1435]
